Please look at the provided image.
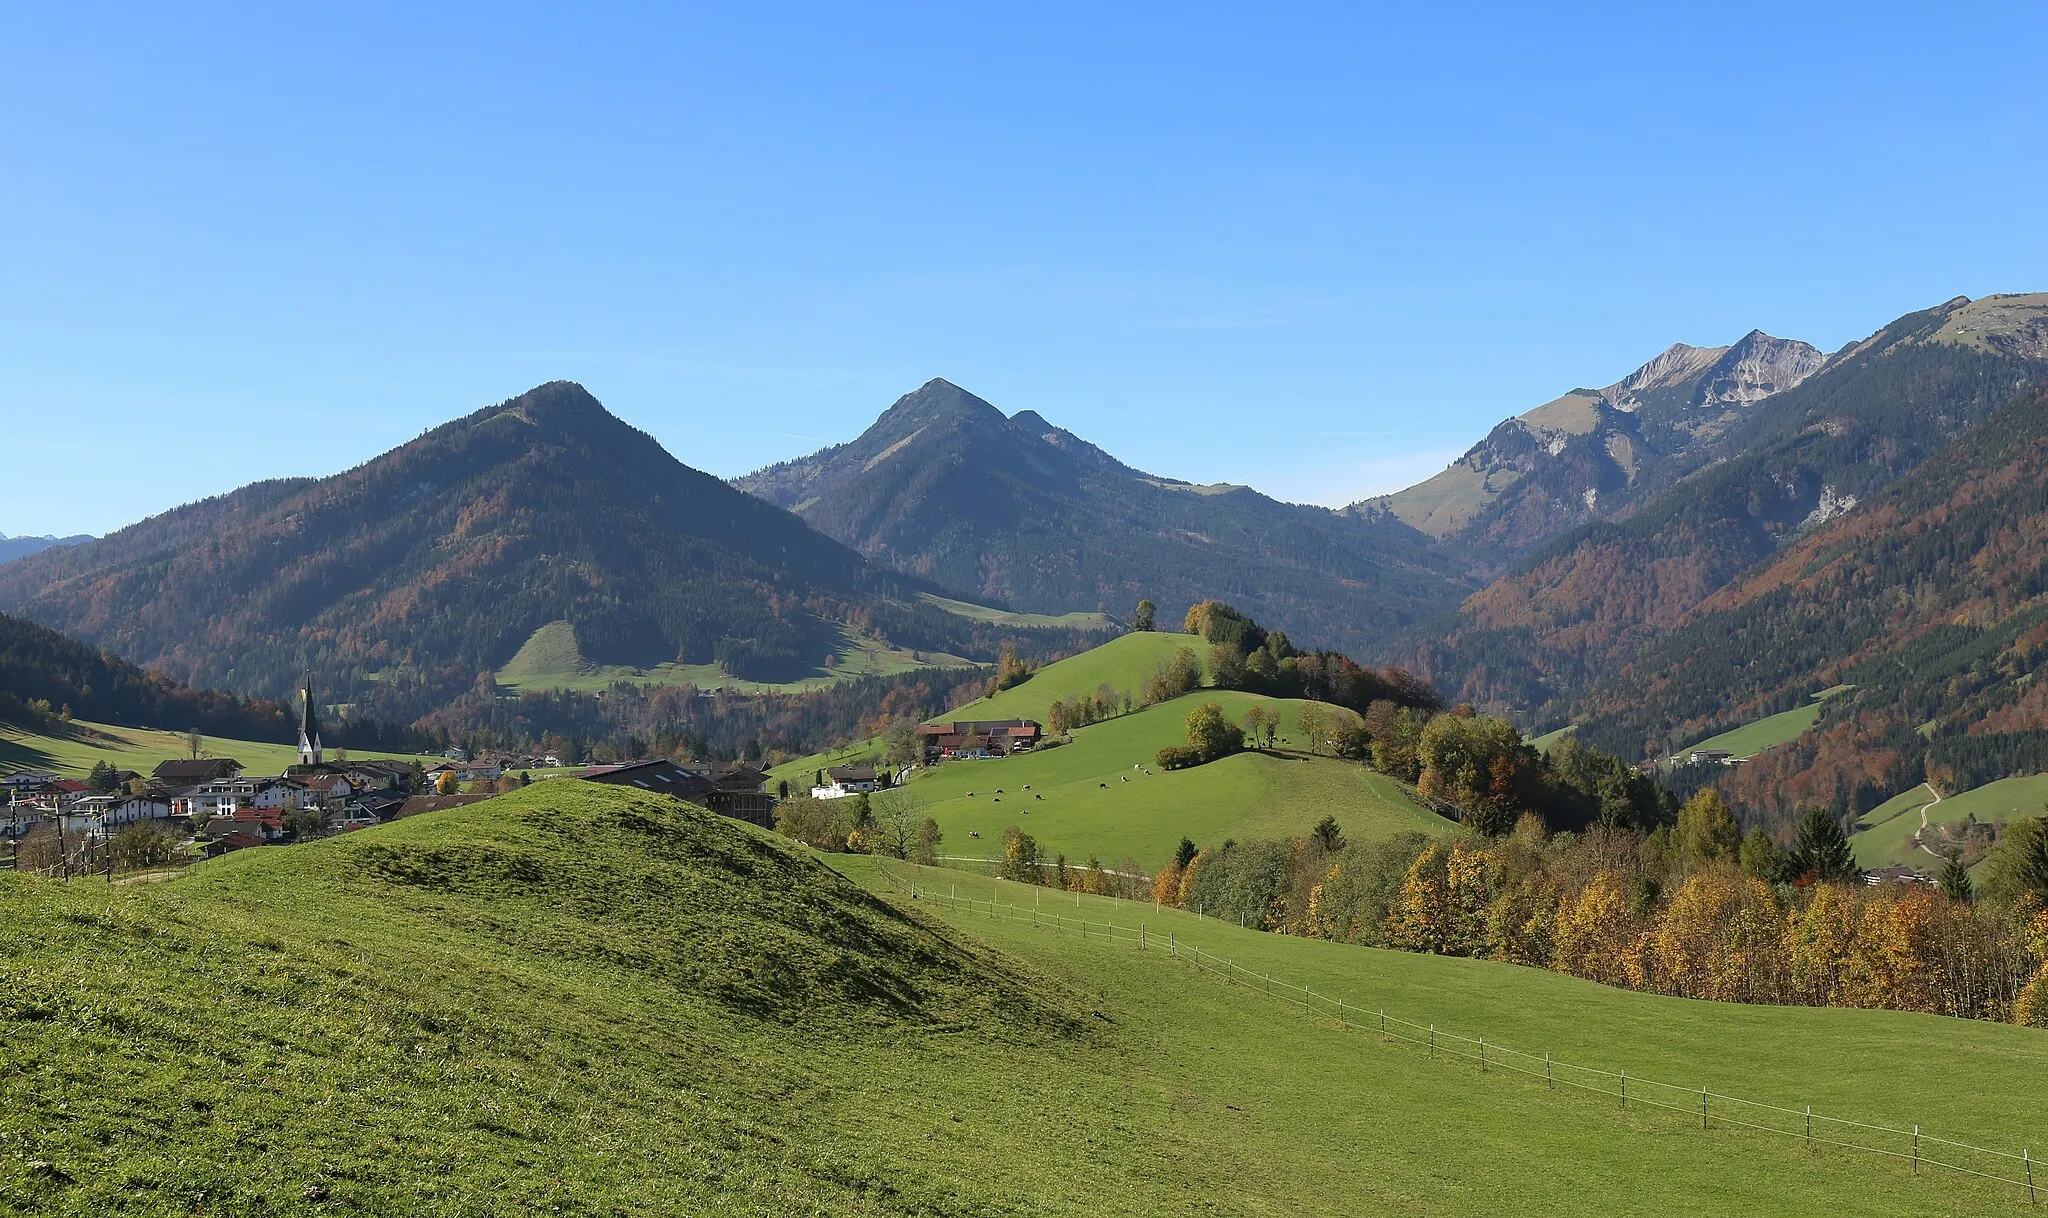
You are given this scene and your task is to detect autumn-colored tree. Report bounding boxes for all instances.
[912,817,942,866]
[1417,714,1529,836]
[1788,882,1860,1005]
[1151,859,1184,906]
[1000,826,1042,884]
[1241,704,1274,750]
[1674,789,1741,870]
[1385,840,1493,956]
[1648,869,1786,1002]
[1296,702,1331,755]
[1551,872,1637,987]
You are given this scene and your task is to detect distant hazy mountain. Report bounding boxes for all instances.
[1369,330,1830,556]
[0,382,1079,720]
[735,378,1477,655]
[0,532,93,566]
[1390,294,2048,726]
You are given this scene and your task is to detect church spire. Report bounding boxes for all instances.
[297,681,323,767]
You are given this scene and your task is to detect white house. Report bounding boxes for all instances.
[810,765,880,800]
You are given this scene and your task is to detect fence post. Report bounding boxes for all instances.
[1170,933,1175,957]
[1140,923,1146,951]
[2025,1148,2034,1203]
[1379,1010,1385,1035]
[1620,1069,1626,1106]
[1478,1038,1485,1072]
[1546,1053,1552,1089]
[1702,1087,1708,1129]
[1806,1105,1812,1147]
[1913,1126,1919,1176]
[1429,1025,1435,1057]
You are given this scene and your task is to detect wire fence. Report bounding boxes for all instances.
[873,862,2044,1206]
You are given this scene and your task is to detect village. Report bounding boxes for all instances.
[0,695,1046,875]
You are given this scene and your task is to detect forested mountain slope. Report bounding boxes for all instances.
[0,382,1092,722]
[1575,383,2048,820]
[0,611,299,743]
[736,378,1474,656]
[1393,294,2048,727]
[1372,330,1829,556]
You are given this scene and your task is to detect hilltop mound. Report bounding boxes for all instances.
[0,782,1086,1212]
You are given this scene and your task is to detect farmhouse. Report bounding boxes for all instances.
[581,759,717,803]
[153,758,244,784]
[705,764,776,828]
[1688,749,1736,766]
[915,720,1042,762]
[810,764,879,799]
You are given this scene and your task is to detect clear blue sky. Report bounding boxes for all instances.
[4,2,2045,537]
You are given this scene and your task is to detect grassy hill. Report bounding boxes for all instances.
[1853,773,2048,869]
[903,691,1447,870]
[836,856,2048,1216]
[771,633,1449,869]
[7,780,2040,1215]
[495,616,977,695]
[0,717,438,778]
[1670,686,1853,763]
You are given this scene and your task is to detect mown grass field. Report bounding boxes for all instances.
[1852,774,2048,869]
[495,617,978,695]
[837,855,2048,1216]
[3,781,2040,1216]
[0,718,437,779]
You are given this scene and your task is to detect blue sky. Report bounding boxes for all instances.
[4,2,2045,537]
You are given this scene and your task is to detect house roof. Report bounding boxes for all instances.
[583,760,718,800]
[153,759,242,781]
[825,765,877,783]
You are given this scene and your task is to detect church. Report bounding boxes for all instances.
[297,683,323,767]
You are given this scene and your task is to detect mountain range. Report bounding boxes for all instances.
[0,532,93,566]
[0,382,1105,723]
[1391,294,2048,728]
[4,292,2047,823]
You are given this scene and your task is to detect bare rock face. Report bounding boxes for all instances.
[1373,329,1829,550]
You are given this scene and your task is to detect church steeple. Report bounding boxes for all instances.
[297,682,323,767]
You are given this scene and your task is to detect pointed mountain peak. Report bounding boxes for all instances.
[874,378,1008,432]
[1008,408,1053,434]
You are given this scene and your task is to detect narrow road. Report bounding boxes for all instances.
[1912,783,1945,860]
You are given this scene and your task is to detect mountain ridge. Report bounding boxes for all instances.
[0,381,1096,723]
[735,379,1477,656]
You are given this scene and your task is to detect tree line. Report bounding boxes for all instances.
[1148,794,2048,1025]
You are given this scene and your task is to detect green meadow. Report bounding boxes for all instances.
[2,781,2039,1215]
[900,691,1446,870]
[0,718,438,779]
[773,633,1449,871]
[1672,687,1853,763]
[495,617,978,695]
[1853,773,2048,869]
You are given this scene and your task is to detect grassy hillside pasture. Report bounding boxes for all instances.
[0,717,437,779]
[1671,687,1854,763]
[951,630,1210,725]
[1852,774,2048,869]
[6,779,2039,1215]
[906,690,1448,870]
[496,616,977,695]
[766,630,1209,786]
[837,857,2048,1217]
[917,592,1118,631]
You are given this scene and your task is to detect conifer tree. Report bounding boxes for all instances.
[1789,806,1859,884]
[1939,853,1975,903]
